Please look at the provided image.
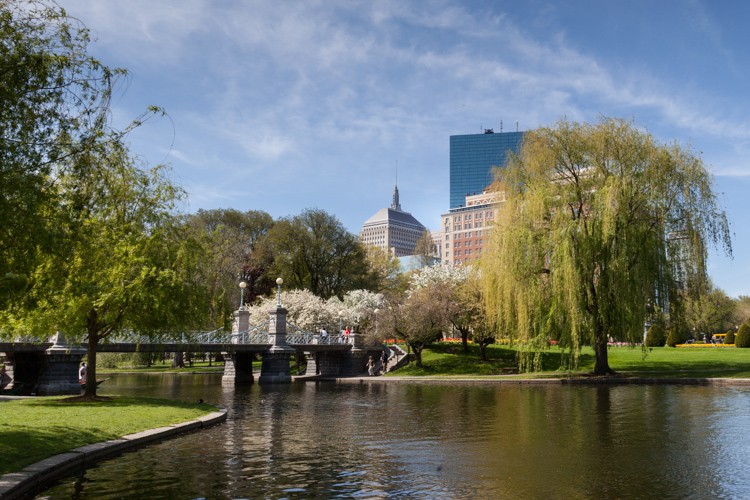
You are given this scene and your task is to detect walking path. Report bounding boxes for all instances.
[0,405,226,500]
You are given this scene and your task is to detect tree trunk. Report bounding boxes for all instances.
[479,342,487,361]
[85,333,99,397]
[461,328,469,353]
[593,328,614,375]
[172,351,185,368]
[412,345,423,367]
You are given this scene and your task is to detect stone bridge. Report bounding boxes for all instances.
[0,305,387,396]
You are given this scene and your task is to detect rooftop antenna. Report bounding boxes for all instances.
[516,121,519,132]
[500,120,503,133]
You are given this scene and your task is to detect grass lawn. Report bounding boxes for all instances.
[388,342,750,378]
[0,396,216,475]
[98,361,225,374]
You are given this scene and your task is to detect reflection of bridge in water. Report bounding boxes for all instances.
[1,305,391,396]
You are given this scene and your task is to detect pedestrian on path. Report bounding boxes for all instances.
[78,362,87,384]
[380,350,388,374]
[366,356,375,376]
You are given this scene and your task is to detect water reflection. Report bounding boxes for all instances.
[35,375,750,499]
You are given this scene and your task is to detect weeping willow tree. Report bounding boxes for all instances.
[481,117,731,375]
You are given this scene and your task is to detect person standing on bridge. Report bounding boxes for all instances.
[320,326,327,343]
[343,326,350,343]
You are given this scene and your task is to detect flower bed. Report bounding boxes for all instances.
[675,343,735,347]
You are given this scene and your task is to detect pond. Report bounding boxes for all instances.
[36,374,750,499]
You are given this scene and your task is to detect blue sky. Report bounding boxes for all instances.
[63,0,749,297]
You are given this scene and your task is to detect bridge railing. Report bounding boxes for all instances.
[286,321,315,344]
[231,320,270,344]
[286,322,349,345]
[103,329,235,345]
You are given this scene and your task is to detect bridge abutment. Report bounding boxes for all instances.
[259,307,295,384]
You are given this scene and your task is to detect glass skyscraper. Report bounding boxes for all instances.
[449,131,524,209]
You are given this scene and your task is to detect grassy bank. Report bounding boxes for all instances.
[388,343,750,378]
[98,361,225,374]
[0,396,216,475]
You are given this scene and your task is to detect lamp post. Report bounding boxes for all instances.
[276,278,283,308]
[339,310,344,336]
[374,308,380,335]
[239,281,247,310]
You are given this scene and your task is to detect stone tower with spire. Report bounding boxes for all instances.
[359,180,426,258]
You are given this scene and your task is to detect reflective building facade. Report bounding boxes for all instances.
[449,131,523,209]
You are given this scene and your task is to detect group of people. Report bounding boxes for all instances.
[365,350,389,376]
[318,326,353,343]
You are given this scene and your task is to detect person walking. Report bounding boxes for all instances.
[78,362,87,384]
[380,350,388,374]
[320,326,328,343]
[366,356,375,376]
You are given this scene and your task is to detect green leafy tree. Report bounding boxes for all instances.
[183,208,275,327]
[683,280,735,336]
[725,329,736,345]
[730,296,750,328]
[666,326,685,347]
[413,229,438,268]
[265,208,371,299]
[482,117,731,375]
[363,245,405,295]
[735,324,750,348]
[0,1,158,301]
[645,324,666,347]
[3,140,208,397]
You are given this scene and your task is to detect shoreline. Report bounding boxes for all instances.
[0,407,227,500]
[318,375,750,386]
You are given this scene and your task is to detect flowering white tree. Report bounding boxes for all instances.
[245,289,334,333]
[409,264,484,352]
[327,289,386,333]
[410,264,475,290]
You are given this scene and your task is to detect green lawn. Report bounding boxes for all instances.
[388,342,750,378]
[98,361,225,374]
[0,396,216,475]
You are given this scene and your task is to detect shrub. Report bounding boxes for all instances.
[666,327,684,347]
[645,324,666,347]
[725,329,736,345]
[736,324,750,348]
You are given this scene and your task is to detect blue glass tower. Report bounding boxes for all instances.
[449,131,524,209]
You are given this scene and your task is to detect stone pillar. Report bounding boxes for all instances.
[36,332,86,396]
[259,307,295,384]
[222,308,254,384]
[221,351,256,385]
[231,309,251,344]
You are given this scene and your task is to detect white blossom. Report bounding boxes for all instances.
[410,263,476,290]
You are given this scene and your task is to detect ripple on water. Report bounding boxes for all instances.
[34,376,750,500]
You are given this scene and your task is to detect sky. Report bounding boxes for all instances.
[61,0,750,298]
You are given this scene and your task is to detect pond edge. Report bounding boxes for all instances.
[0,408,227,500]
